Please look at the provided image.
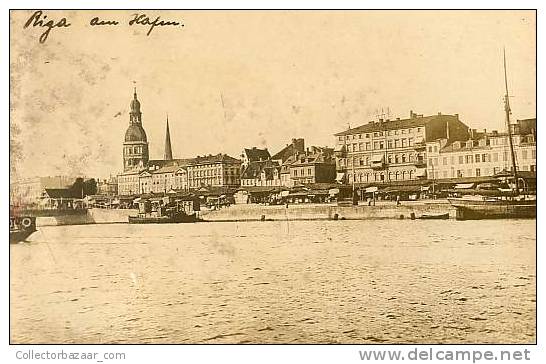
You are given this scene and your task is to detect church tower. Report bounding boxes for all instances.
[123,87,149,171]
[164,116,173,161]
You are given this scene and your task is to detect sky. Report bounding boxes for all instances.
[10,10,536,180]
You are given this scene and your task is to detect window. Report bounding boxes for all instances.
[379,142,384,149]
[359,143,364,151]
[402,138,407,147]
[353,143,357,151]
[532,150,536,159]
[388,140,393,149]
[374,142,379,150]
[466,155,473,164]
[522,150,528,160]
[443,157,448,165]
[338,136,343,141]
[402,154,406,163]
[459,156,464,164]
[365,142,371,150]
[493,153,498,162]
[395,139,400,148]
[408,138,414,146]
[428,146,433,152]
[475,154,481,163]
[475,168,481,177]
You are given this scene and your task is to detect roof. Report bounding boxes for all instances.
[271,138,305,162]
[243,147,271,162]
[334,114,459,136]
[148,158,193,169]
[124,124,147,142]
[189,153,241,166]
[151,165,179,174]
[241,160,280,179]
[291,152,333,166]
[44,188,82,199]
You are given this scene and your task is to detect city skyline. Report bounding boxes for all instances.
[10,10,536,179]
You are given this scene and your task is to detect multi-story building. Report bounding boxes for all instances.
[333,111,470,183]
[426,118,536,179]
[289,146,336,185]
[97,176,118,196]
[187,154,242,189]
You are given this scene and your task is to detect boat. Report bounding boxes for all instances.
[448,196,536,220]
[448,50,536,220]
[9,216,37,243]
[128,198,201,224]
[128,211,200,224]
[419,212,450,220]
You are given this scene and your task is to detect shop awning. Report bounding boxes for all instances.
[416,169,427,177]
[455,183,475,189]
[371,154,384,163]
[365,186,378,193]
[335,172,346,182]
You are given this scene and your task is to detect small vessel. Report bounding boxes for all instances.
[128,197,201,224]
[448,50,536,220]
[9,216,37,243]
[419,212,450,220]
[128,211,200,224]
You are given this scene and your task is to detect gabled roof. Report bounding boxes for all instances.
[151,165,179,174]
[243,147,270,162]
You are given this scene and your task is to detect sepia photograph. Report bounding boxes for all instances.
[8,7,537,353]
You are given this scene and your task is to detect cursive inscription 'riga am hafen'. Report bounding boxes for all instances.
[23,10,184,44]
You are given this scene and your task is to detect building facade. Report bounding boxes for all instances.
[187,154,242,189]
[333,111,470,184]
[240,159,282,187]
[426,118,536,179]
[289,147,336,185]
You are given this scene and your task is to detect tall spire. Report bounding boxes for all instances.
[164,115,173,161]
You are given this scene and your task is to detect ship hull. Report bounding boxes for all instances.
[128,213,200,224]
[448,198,536,220]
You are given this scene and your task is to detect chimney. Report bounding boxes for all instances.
[410,110,414,118]
[455,113,459,119]
[438,112,442,116]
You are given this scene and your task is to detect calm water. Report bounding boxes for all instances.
[10,219,536,344]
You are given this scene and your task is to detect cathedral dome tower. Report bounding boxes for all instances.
[123,87,149,171]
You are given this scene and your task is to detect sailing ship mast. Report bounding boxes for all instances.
[503,48,520,195]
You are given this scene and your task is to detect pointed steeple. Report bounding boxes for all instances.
[164,115,173,161]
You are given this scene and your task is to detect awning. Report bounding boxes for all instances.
[335,172,346,182]
[371,154,384,163]
[416,169,427,177]
[133,197,142,203]
[365,186,378,193]
[455,183,475,189]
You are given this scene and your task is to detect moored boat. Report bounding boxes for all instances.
[9,216,37,243]
[448,50,537,221]
[419,212,450,220]
[128,211,200,224]
[448,196,536,220]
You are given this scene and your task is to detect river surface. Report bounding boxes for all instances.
[10,219,536,344]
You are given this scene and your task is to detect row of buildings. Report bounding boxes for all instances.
[115,88,535,197]
[10,88,536,205]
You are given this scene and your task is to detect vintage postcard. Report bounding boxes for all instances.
[9,9,536,349]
